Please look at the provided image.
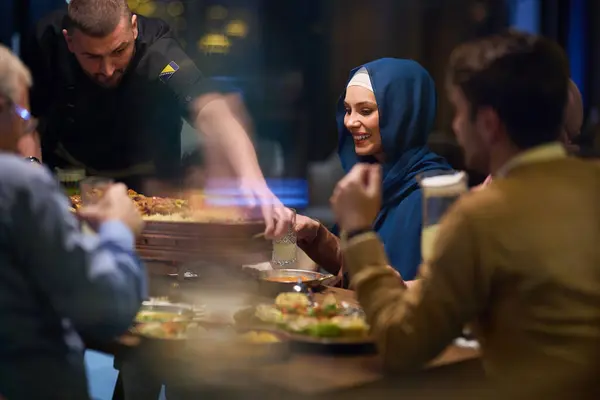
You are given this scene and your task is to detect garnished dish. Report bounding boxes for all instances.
[133,321,190,340]
[130,300,198,340]
[264,276,311,283]
[234,292,370,341]
[70,189,247,223]
[256,270,336,295]
[135,310,190,324]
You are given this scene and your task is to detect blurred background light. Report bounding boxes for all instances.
[198,33,231,54]
[225,19,248,38]
[136,1,157,17]
[167,1,185,18]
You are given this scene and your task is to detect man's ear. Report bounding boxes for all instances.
[475,106,502,146]
[131,15,138,40]
[62,29,74,53]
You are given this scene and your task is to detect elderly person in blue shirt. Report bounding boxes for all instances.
[0,45,147,400]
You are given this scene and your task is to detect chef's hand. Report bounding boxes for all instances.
[78,183,145,237]
[295,214,320,243]
[330,164,382,233]
[238,179,293,239]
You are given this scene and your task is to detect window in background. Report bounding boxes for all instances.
[509,0,541,33]
[567,0,586,108]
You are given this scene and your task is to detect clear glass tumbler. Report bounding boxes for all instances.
[79,177,114,205]
[271,208,297,268]
[417,170,468,262]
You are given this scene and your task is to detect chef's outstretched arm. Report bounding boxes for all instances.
[154,36,292,237]
[191,92,292,237]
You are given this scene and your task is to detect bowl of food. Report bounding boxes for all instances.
[132,300,197,340]
[233,292,375,354]
[256,269,336,296]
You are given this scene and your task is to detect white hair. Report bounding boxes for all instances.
[0,45,32,103]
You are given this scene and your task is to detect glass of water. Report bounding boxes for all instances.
[80,177,114,205]
[271,208,297,268]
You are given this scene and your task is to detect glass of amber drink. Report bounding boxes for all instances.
[417,170,468,263]
[80,177,114,205]
[271,208,297,268]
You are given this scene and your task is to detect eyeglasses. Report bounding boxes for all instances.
[0,97,38,135]
[13,104,38,135]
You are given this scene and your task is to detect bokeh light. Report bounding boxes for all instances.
[225,20,248,38]
[198,33,231,54]
[136,1,157,16]
[167,1,185,18]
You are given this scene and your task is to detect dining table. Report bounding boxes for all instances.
[91,286,484,399]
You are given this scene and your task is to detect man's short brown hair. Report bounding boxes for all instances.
[446,30,570,149]
[66,0,132,37]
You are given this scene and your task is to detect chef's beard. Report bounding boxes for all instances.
[92,71,125,88]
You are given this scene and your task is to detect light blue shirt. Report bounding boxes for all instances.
[0,154,147,399]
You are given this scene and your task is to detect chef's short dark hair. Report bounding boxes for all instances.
[446,30,570,149]
[67,0,132,37]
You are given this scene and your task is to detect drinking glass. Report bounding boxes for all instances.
[417,170,468,262]
[80,177,114,205]
[56,167,86,196]
[271,208,297,268]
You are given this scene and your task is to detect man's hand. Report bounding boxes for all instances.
[384,265,417,288]
[330,164,382,232]
[472,175,492,191]
[78,183,144,236]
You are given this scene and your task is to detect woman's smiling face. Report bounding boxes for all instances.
[343,85,383,158]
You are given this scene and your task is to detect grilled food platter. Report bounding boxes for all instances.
[70,190,271,266]
[70,189,253,223]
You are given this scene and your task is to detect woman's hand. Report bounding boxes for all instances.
[294,214,321,244]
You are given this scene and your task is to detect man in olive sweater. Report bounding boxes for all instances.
[331,31,600,399]
[475,78,584,190]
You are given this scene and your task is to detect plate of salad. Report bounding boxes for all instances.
[233,292,375,350]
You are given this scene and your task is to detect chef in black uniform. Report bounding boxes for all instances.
[21,0,291,237]
[22,1,292,399]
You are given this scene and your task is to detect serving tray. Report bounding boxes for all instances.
[136,219,271,267]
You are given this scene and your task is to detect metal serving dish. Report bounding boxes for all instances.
[256,269,336,297]
[131,299,209,342]
[135,300,198,324]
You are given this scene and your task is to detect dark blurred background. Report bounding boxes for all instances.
[2,0,599,219]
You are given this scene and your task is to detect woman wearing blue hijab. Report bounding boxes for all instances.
[297,58,451,281]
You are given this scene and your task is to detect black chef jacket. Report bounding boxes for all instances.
[23,10,233,191]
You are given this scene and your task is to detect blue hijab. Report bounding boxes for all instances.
[336,58,451,280]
